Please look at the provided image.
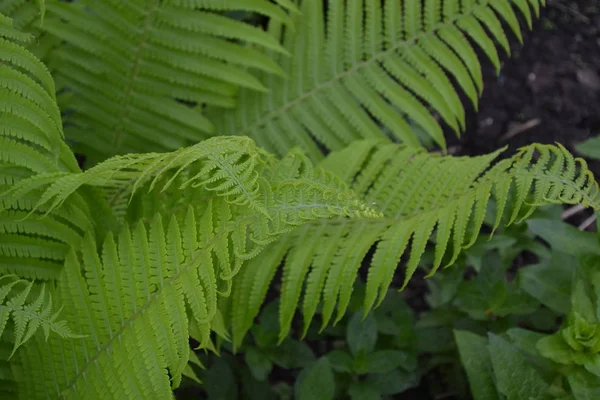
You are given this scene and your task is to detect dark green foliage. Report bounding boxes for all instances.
[2,0,600,399]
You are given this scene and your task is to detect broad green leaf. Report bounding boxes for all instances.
[327,350,353,373]
[362,350,411,374]
[347,313,377,357]
[489,333,549,400]
[466,234,517,271]
[425,263,465,308]
[569,368,600,399]
[454,330,501,400]
[527,219,600,258]
[572,281,597,323]
[240,368,278,400]
[201,358,238,400]
[519,252,575,314]
[295,358,335,400]
[348,382,380,400]
[576,137,600,160]
[267,339,315,369]
[507,328,549,357]
[373,290,414,336]
[493,289,539,317]
[366,369,420,396]
[454,254,537,319]
[536,333,573,365]
[245,348,273,381]
[252,301,280,347]
[584,355,600,377]
[507,328,560,381]
[417,325,455,353]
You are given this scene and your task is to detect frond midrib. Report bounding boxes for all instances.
[237,0,498,136]
[301,168,599,229]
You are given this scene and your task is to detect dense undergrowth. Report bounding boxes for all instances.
[1,0,600,399]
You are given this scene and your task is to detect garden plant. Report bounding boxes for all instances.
[1,0,600,398]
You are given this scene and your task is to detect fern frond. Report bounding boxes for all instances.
[0,275,79,357]
[1,136,271,218]
[0,14,77,173]
[13,147,380,398]
[213,0,544,161]
[0,1,59,61]
[40,0,293,162]
[0,13,98,281]
[228,141,600,345]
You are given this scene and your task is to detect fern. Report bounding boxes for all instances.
[9,146,380,399]
[0,275,80,356]
[1,136,270,218]
[212,0,545,161]
[0,11,101,282]
[228,141,600,346]
[0,0,58,59]
[37,0,296,163]
[0,16,90,383]
[2,2,599,399]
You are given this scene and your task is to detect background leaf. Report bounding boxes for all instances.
[348,382,380,400]
[266,339,315,369]
[454,330,502,400]
[488,333,549,400]
[519,252,575,314]
[527,219,600,258]
[568,369,600,399]
[295,358,335,400]
[576,137,600,160]
[245,348,273,381]
[347,313,377,357]
[362,350,411,374]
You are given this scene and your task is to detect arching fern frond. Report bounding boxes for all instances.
[0,12,97,281]
[12,148,380,399]
[0,11,77,173]
[1,136,270,217]
[227,141,600,346]
[213,0,545,161]
[40,0,294,163]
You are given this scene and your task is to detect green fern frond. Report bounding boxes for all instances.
[0,274,80,357]
[39,0,293,162]
[0,12,95,281]
[1,136,272,219]
[213,0,544,161]
[0,0,60,62]
[0,11,32,43]
[12,146,379,398]
[0,13,77,173]
[228,141,600,345]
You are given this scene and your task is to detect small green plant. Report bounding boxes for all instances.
[2,0,600,398]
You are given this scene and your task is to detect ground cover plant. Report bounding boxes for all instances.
[1,0,600,399]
